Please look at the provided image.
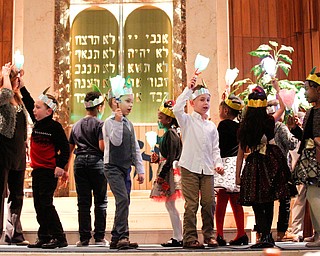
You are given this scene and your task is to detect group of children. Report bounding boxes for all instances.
[1,60,320,249]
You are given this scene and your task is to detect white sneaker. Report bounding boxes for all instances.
[94,238,109,246]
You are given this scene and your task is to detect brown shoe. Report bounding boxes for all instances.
[183,240,205,249]
[204,238,218,247]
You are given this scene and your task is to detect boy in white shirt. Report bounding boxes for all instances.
[173,77,223,249]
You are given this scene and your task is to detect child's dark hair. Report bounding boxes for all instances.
[220,94,242,120]
[238,88,273,150]
[85,91,104,110]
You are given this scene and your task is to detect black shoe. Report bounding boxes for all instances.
[229,234,249,245]
[28,239,50,248]
[216,235,227,246]
[250,233,274,249]
[161,238,183,247]
[41,238,68,249]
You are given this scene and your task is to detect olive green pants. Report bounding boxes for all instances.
[180,167,215,243]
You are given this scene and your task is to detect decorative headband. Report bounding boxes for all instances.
[38,87,57,112]
[191,88,210,100]
[159,100,175,118]
[225,98,244,111]
[306,67,320,86]
[84,95,104,108]
[247,99,268,108]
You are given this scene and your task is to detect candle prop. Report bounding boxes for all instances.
[194,53,210,77]
[145,131,157,152]
[14,50,24,70]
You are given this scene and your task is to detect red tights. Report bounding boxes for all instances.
[215,189,245,240]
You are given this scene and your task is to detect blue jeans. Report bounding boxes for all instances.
[105,164,130,242]
[74,155,107,241]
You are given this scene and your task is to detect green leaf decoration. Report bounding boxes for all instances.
[255,44,272,51]
[278,61,291,76]
[251,64,263,77]
[92,84,101,93]
[269,41,278,47]
[310,66,317,74]
[278,54,292,65]
[249,51,270,58]
[279,45,294,53]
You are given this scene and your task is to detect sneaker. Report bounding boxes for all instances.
[76,240,89,247]
[94,238,109,246]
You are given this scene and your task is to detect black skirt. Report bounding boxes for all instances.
[239,144,297,206]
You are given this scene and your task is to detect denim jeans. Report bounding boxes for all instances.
[74,155,107,241]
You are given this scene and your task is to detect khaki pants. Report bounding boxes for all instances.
[306,185,320,234]
[181,167,215,243]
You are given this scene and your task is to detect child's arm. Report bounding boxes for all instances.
[173,86,193,127]
[54,122,70,180]
[212,125,223,174]
[236,145,244,185]
[104,116,124,146]
[134,139,145,184]
[20,86,36,122]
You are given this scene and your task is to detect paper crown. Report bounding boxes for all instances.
[159,100,175,118]
[84,85,105,108]
[109,75,133,101]
[247,86,267,108]
[38,87,57,112]
[306,67,320,86]
[224,95,244,111]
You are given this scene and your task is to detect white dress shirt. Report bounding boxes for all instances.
[102,113,144,174]
[173,87,222,175]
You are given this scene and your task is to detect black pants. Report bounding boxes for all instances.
[252,202,274,236]
[32,168,66,241]
[0,165,26,242]
[74,155,107,241]
[277,198,291,232]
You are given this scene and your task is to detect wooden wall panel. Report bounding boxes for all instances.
[0,0,13,65]
[229,0,320,87]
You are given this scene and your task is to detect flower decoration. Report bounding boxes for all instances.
[145,131,158,152]
[194,53,210,76]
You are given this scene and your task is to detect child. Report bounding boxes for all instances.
[20,87,70,249]
[215,94,248,246]
[150,99,183,247]
[173,77,223,249]
[266,97,299,242]
[69,91,108,247]
[290,68,320,247]
[236,85,296,248]
[103,82,144,249]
